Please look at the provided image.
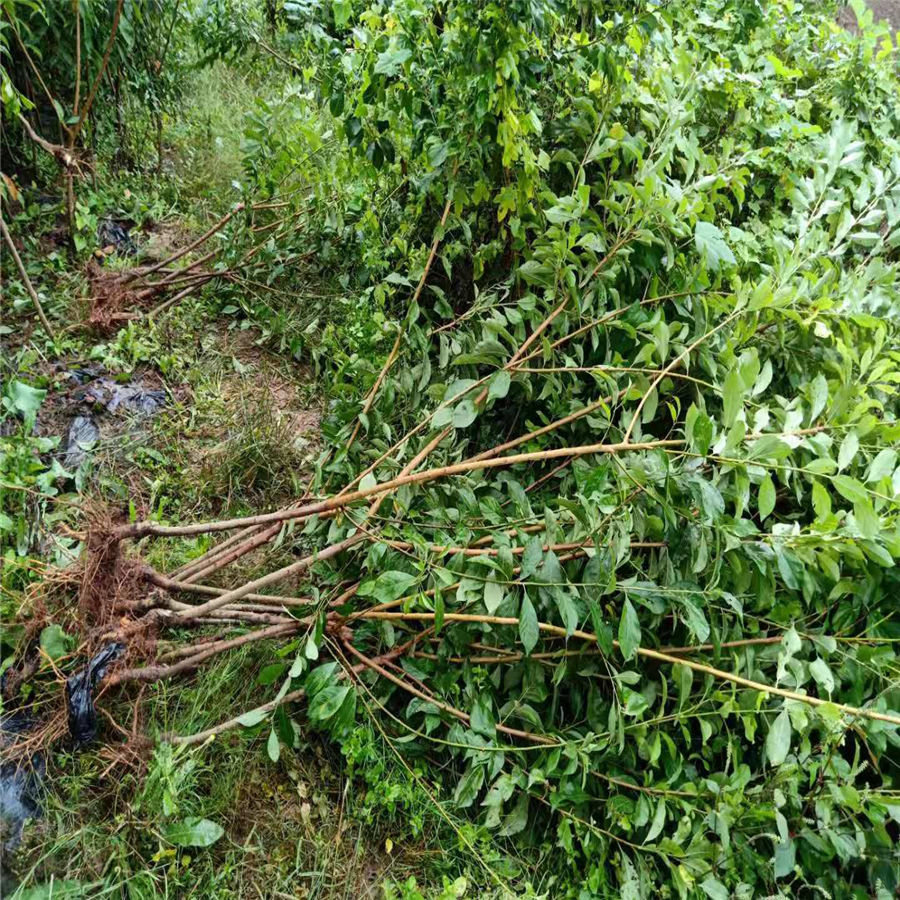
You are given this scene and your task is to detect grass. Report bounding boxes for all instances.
[0,83,479,900]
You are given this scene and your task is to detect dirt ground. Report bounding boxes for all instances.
[838,0,900,30]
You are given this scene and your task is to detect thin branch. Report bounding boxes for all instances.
[343,640,557,745]
[356,611,900,727]
[345,188,455,452]
[1,214,57,341]
[70,0,124,144]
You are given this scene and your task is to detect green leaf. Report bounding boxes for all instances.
[692,412,713,456]
[644,798,666,844]
[258,663,286,685]
[832,475,867,503]
[808,374,828,423]
[452,399,478,428]
[694,221,736,271]
[358,571,418,603]
[309,684,351,724]
[374,47,412,77]
[7,380,46,424]
[700,876,730,900]
[427,140,449,168]
[837,430,859,472]
[484,575,505,613]
[758,476,776,520]
[773,839,796,878]
[498,791,529,837]
[165,817,225,848]
[809,657,835,696]
[237,708,267,728]
[747,435,791,461]
[852,498,880,539]
[618,598,641,661]
[488,370,511,401]
[470,693,495,738]
[767,709,792,767]
[332,0,352,28]
[520,536,544,579]
[519,593,539,655]
[454,764,484,808]
[675,663,693,711]
[722,369,743,427]
[267,727,281,762]
[811,480,831,520]
[39,624,70,661]
[868,448,897,482]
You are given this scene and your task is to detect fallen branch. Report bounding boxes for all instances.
[355,611,900,727]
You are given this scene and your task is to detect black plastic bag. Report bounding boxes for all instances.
[0,712,45,853]
[65,643,126,746]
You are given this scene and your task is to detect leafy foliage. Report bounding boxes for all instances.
[226,1,900,896]
[4,0,900,897]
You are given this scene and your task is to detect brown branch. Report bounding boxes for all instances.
[144,567,316,608]
[357,611,900,727]
[166,689,306,746]
[108,621,300,685]
[122,437,687,539]
[1,214,57,340]
[126,204,243,285]
[69,0,124,144]
[17,115,76,168]
[73,0,82,114]
[346,188,455,452]
[342,640,557,745]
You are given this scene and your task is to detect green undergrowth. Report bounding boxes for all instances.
[6,649,482,899]
[0,54,424,898]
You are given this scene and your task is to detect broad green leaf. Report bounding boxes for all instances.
[618,598,641,661]
[484,575,505,613]
[758,475,776,520]
[519,593,539,655]
[332,0,352,28]
[852,498,880,539]
[767,710,792,767]
[267,727,281,762]
[809,657,835,696]
[644,798,666,844]
[722,369,742,427]
[358,571,418,602]
[837,430,859,472]
[7,380,46,425]
[39,624,70,661]
[470,694,495,738]
[868,448,897,482]
[520,536,544,579]
[692,412,713,456]
[773,839,796,878]
[808,374,828,423]
[374,47,412,77]
[700,876,730,900]
[237,708,267,727]
[454,764,484,808]
[832,475,867,503]
[488,370,511,401]
[165,817,225,848]
[452,399,478,428]
[694,221,736,270]
[812,479,831,519]
[309,684,351,724]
